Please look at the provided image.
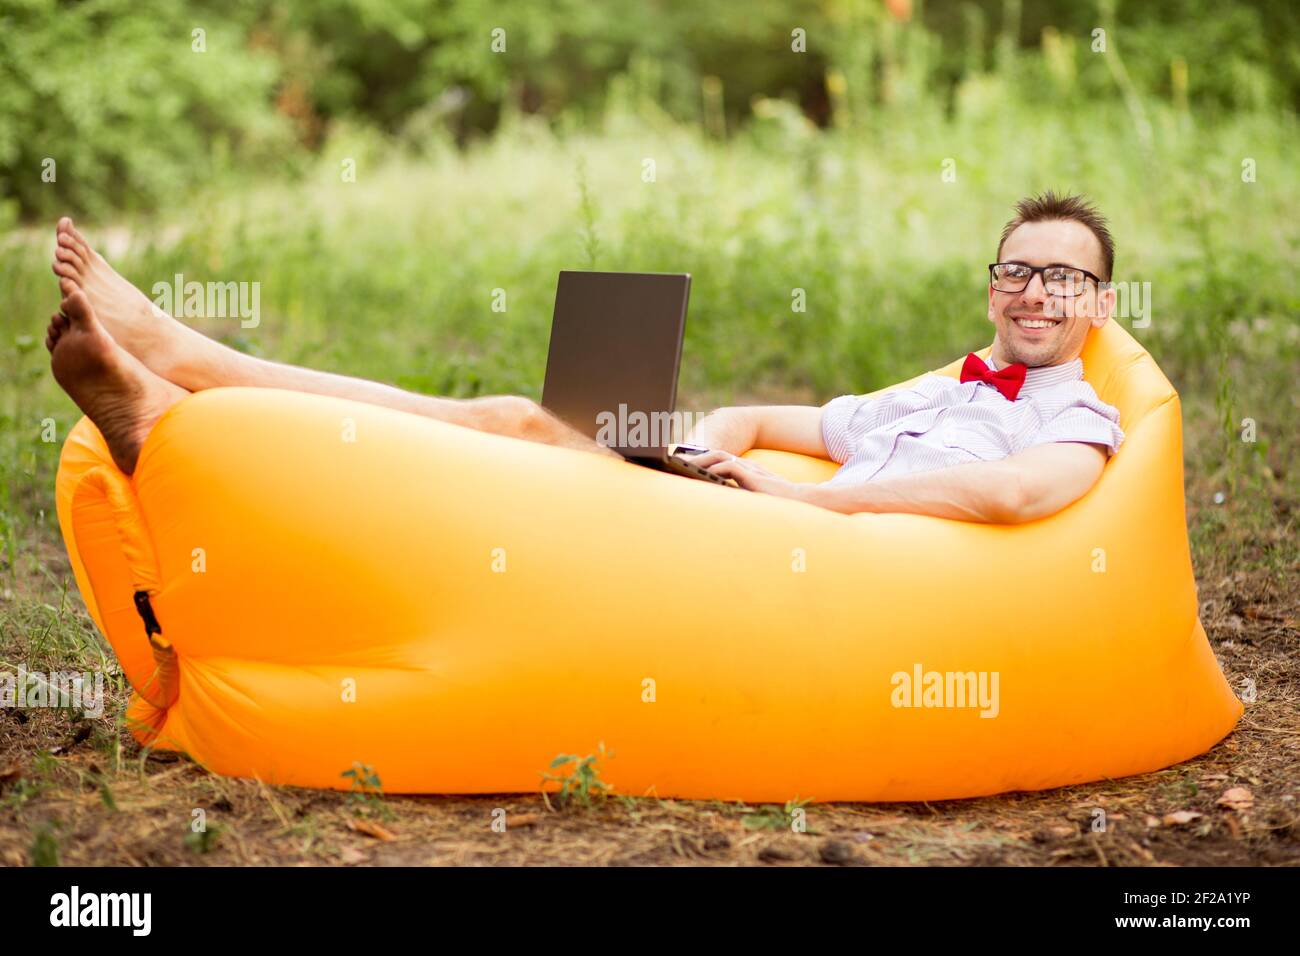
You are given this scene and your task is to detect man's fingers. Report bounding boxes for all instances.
[708,456,774,479]
[681,450,775,490]
[684,449,733,469]
[707,458,759,489]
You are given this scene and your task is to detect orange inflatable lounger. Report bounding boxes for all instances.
[54,320,1241,802]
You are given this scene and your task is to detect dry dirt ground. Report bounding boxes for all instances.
[1,416,1296,868]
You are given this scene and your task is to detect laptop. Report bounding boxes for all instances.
[540,271,735,486]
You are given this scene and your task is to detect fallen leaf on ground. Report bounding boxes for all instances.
[505,813,540,829]
[1162,810,1204,826]
[348,818,398,841]
[1216,787,1254,811]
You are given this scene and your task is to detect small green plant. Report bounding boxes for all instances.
[2,775,44,812]
[342,762,392,820]
[542,742,614,809]
[30,820,61,866]
[741,797,814,832]
[184,821,225,854]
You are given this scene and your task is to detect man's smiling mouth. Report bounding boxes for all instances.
[1011,315,1062,330]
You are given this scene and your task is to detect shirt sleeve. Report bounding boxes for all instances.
[1025,393,1126,457]
[820,394,872,464]
[820,379,945,463]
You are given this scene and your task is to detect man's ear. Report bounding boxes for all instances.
[986,284,996,321]
[1092,281,1117,329]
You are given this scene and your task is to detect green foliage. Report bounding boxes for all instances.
[184,820,225,854]
[741,797,814,831]
[2,1,1298,217]
[0,0,292,218]
[574,157,602,271]
[29,818,60,865]
[2,775,45,811]
[543,743,613,809]
[342,761,392,819]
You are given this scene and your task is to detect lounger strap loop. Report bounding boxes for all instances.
[133,590,163,637]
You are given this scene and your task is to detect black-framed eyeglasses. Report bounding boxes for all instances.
[988,262,1102,297]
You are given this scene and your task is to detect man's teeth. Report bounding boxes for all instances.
[1015,317,1059,329]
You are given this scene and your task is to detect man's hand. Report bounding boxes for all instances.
[684,449,816,501]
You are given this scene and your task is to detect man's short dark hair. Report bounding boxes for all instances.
[997,191,1115,281]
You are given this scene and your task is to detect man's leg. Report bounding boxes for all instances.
[51,218,617,458]
[143,337,612,456]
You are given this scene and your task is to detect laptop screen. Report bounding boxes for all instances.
[541,271,691,456]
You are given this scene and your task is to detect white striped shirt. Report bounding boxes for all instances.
[819,354,1125,486]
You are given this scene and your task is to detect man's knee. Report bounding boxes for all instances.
[472,394,547,440]
[504,395,547,439]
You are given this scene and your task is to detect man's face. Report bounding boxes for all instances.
[987,219,1115,368]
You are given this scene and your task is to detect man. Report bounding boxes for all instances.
[685,191,1125,521]
[47,191,1122,523]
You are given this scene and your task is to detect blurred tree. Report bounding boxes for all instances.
[0,0,291,219]
[0,0,1295,219]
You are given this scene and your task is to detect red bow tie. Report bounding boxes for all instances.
[959,353,1027,401]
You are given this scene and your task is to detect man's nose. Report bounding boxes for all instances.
[1019,272,1048,303]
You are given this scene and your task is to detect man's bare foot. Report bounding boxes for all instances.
[47,290,188,475]
[52,217,195,381]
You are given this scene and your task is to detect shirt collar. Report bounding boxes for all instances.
[984,352,1084,397]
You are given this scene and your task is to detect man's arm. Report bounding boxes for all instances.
[802,441,1108,523]
[685,405,828,458]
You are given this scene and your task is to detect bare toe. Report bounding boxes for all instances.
[61,289,92,322]
[45,312,64,352]
[65,222,93,259]
[53,260,80,282]
[57,216,86,249]
[49,309,69,340]
[55,243,86,271]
